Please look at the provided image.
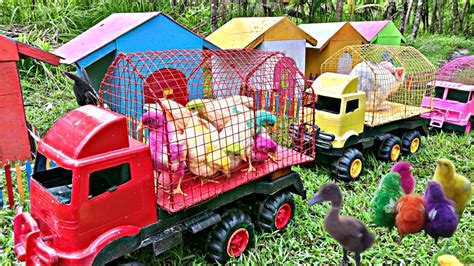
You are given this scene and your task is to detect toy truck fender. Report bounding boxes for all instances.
[88,226,141,265]
[331,130,360,149]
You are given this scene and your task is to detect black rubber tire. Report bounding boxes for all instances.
[401,130,421,155]
[207,209,255,264]
[256,191,295,232]
[332,148,365,182]
[377,134,402,162]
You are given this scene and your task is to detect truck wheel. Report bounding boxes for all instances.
[256,191,295,232]
[207,209,255,264]
[378,135,402,162]
[401,130,421,155]
[332,148,364,181]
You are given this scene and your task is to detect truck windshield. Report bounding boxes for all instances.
[315,95,341,114]
[446,89,470,103]
[33,153,73,204]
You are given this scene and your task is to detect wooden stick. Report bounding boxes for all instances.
[25,160,32,191]
[15,163,25,203]
[4,165,15,208]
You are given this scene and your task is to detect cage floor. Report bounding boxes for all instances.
[365,101,431,127]
[156,146,313,213]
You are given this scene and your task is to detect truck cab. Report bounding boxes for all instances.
[421,80,473,134]
[299,72,427,181]
[14,106,157,264]
[302,73,366,148]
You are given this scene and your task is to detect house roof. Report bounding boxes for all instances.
[350,20,391,42]
[299,22,359,50]
[54,12,215,65]
[206,17,317,49]
[0,35,61,65]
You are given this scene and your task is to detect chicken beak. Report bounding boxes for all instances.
[436,160,441,165]
[137,122,143,133]
[308,192,323,206]
[409,166,414,171]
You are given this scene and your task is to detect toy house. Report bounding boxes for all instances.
[0,35,60,165]
[54,12,219,93]
[299,22,367,77]
[205,17,317,74]
[350,20,406,45]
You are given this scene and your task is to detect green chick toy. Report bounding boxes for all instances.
[371,172,404,228]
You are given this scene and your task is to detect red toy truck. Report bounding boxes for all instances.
[13,50,317,264]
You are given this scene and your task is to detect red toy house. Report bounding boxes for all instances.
[0,35,61,165]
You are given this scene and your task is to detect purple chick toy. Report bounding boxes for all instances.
[253,133,278,163]
[424,181,459,244]
[391,161,415,194]
[141,111,187,195]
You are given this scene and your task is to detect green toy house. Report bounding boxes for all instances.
[350,20,406,45]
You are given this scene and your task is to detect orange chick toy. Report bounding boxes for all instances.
[395,194,426,236]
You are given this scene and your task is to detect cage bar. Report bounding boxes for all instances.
[321,44,436,127]
[100,49,315,213]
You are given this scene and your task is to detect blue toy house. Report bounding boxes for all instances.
[54,12,219,93]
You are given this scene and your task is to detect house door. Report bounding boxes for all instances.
[144,68,188,105]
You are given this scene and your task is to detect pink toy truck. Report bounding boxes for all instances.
[421,81,473,134]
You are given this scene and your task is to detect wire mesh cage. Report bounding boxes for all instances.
[100,49,315,212]
[321,44,436,127]
[436,55,474,85]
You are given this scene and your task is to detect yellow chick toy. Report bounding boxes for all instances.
[437,255,463,266]
[433,159,473,214]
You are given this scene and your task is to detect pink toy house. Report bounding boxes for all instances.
[421,56,474,134]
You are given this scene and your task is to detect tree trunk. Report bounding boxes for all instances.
[437,0,443,33]
[430,0,438,32]
[421,0,429,32]
[260,0,271,16]
[452,0,459,34]
[211,0,218,32]
[386,0,396,19]
[400,0,408,33]
[242,0,248,16]
[411,0,423,39]
[309,0,316,21]
[220,0,227,23]
[404,0,415,30]
[459,0,469,32]
[336,0,343,21]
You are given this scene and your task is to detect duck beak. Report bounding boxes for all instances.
[308,192,323,206]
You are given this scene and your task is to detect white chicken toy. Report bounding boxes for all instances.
[350,61,405,111]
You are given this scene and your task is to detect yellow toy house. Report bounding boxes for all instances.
[299,22,367,78]
[206,17,317,74]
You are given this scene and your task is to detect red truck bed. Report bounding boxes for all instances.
[157,146,312,212]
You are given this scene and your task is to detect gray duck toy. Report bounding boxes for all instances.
[308,183,375,266]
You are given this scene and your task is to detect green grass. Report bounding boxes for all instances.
[408,34,474,67]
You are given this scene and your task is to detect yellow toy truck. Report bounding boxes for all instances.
[298,45,436,181]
